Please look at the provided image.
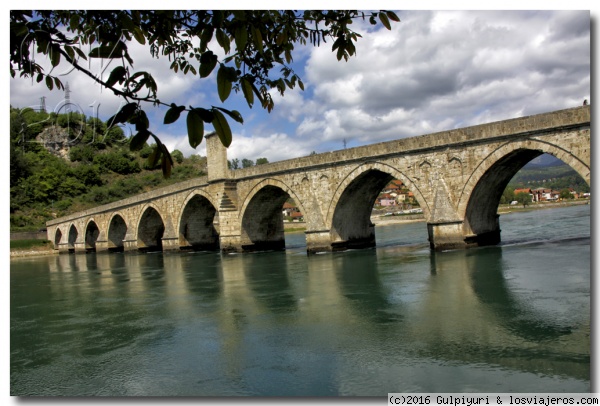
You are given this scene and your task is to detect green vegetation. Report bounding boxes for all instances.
[500,155,589,205]
[507,160,590,193]
[10,107,207,232]
[10,239,53,250]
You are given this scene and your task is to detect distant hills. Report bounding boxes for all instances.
[509,153,589,192]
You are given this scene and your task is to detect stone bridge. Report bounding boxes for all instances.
[47,106,590,254]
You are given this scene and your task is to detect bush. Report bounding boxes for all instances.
[69,144,96,163]
[94,151,141,175]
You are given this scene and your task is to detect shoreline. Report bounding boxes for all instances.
[10,200,589,259]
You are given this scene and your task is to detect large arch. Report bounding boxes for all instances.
[68,224,78,251]
[457,139,591,247]
[107,213,127,251]
[326,162,429,250]
[137,205,165,251]
[84,219,100,251]
[238,178,307,252]
[178,192,220,250]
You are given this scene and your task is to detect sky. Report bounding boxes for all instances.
[8,7,592,166]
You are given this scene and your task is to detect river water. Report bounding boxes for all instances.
[10,204,591,396]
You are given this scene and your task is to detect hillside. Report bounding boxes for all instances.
[10,107,208,232]
[507,153,589,192]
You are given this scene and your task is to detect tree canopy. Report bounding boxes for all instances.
[10,10,400,177]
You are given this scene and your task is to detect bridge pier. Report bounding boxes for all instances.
[305,230,334,254]
[95,240,109,252]
[161,236,180,252]
[427,221,466,251]
[427,218,501,251]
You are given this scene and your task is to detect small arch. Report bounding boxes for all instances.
[137,206,165,251]
[179,193,219,251]
[54,228,62,249]
[239,179,307,252]
[107,213,127,252]
[85,220,100,251]
[68,224,78,252]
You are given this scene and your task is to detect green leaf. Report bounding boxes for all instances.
[241,77,254,108]
[132,27,146,45]
[253,27,264,54]
[89,45,122,59]
[106,66,127,88]
[164,104,185,125]
[130,109,149,132]
[49,45,61,67]
[199,51,217,78]
[211,109,232,147]
[73,46,88,61]
[107,102,138,128]
[194,108,214,123]
[215,107,243,124]
[386,11,401,22]
[45,76,54,91]
[147,145,162,168]
[130,129,150,151]
[379,12,392,30]
[234,25,248,52]
[186,110,205,149]
[200,27,214,50]
[216,29,230,54]
[217,64,232,102]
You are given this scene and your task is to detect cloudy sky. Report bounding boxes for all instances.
[9,7,592,164]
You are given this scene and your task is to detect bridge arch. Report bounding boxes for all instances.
[107,213,127,251]
[238,178,307,251]
[457,139,591,246]
[54,227,63,249]
[325,161,430,249]
[67,223,78,251]
[84,218,100,251]
[178,190,220,250]
[136,204,165,251]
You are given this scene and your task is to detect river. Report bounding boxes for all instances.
[10,204,591,396]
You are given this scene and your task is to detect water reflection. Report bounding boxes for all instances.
[242,252,297,313]
[180,252,223,303]
[467,246,573,341]
[10,206,590,395]
[333,249,399,324]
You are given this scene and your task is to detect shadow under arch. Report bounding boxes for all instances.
[84,219,100,251]
[68,223,78,252]
[238,178,308,252]
[107,213,127,252]
[326,162,429,251]
[458,140,591,247]
[54,228,62,249]
[137,205,165,252]
[178,191,220,251]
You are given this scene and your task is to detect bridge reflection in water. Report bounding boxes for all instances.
[12,208,589,395]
